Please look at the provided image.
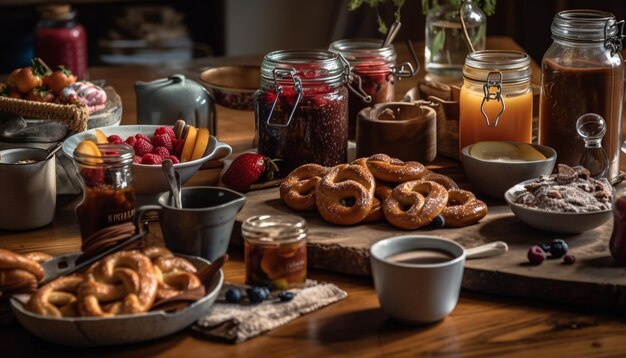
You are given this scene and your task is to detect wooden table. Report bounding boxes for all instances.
[2,37,626,357]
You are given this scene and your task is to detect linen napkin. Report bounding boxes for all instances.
[193,281,347,343]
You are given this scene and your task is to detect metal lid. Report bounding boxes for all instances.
[260,49,346,84]
[463,50,531,84]
[328,38,397,64]
[551,10,617,43]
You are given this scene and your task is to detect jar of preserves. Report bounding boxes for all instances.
[539,10,624,181]
[73,144,135,244]
[242,214,307,290]
[36,4,88,80]
[459,50,533,151]
[329,39,418,140]
[255,49,351,175]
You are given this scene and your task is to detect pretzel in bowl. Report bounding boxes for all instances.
[315,164,376,225]
[383,180,449,229]
[0,248,48,295]
[280,164,331,211]
[441,189,488,227]
[364,154,427,183]
[78,250,158,317]
[142,247,204,301]
[26,275,85,318]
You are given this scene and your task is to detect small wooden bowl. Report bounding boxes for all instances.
[199,66,260,111]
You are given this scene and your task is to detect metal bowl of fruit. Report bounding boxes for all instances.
[62,124,232,194]
[461,141,557,199]
[199,65,259,110]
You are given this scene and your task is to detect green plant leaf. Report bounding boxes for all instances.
[431,30,445,59]
[472,23,486,47]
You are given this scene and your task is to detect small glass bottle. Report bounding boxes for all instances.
[36,4,88,80]
[610,188,626,265]
[425,0,486,78]
[576,113,609,179]
[459,50,533,151]
[539,10,624,182]
[255,49,350,175]
[242,214,307,290]
[74,144,135,244]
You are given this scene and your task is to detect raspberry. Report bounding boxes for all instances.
[165,155,180,164]
[563,254,576,265]
[154,126,176,141]
[152,133,173,152]
[141,153,163,165]
[550,239,568,258]
[172,138,185,157]
[135,133,150,142]
[527,245,546,265]
[125,136,137,147]
[80,168,104,186]
[153,146,170,158]
[225,288,241,303]
[133,138,153,156]
[107,135,123,144]
[133,155,142,164]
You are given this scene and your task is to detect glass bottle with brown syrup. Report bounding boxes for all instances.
[539,10,625,181]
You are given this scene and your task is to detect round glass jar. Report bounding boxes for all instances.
[329,38,396,140]
[73,144,135,244]
[242,214,307,290]
[539,10,624,181]
[459,50,533,151]
[255,49,349,175]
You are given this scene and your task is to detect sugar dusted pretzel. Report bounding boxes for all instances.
[315,164,376,225]
[26,275,85,318]
[421,171,459,191]
[280,164,331,211]
[441,189,488,227]
[363,184,393,223]
[383,180,448,229]
[364,154,427,183]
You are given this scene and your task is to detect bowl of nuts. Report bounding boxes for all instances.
[504,164,613,234]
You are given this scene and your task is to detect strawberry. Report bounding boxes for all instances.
[152,133,173,152]
[221,153,278,192]
[154,126,176,141]
[141,153,163,165]
[133,138,153,156]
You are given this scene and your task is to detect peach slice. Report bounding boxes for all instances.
[190,128,210,161]
[74,140,103,164]
[94,129,109,144]
[180,125,198,162]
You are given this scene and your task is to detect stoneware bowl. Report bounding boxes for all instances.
[11,254,223,346]
[199,65,260,110]
[505,179,612,234]
[461,142,557,199]
[62,125,232,195]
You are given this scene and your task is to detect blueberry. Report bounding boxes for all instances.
[431,215,445,228]
[540,243,551,253]
[247,287,265,304]
[550,239,569,258]
[563,254,576,265]
[527,245,546,265]
[225,288,241,303]
[259,286,271,299]
[278,291,295,302]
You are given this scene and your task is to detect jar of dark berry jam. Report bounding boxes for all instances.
[610,188,626,264]
[256,49,352,174]
[73,144,135,244]
[329,39,418,139]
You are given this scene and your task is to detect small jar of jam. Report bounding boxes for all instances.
[255,49,351,175]
[459,50,533,151]
[329,39,416,140]
[73,144,135,244]
[242,214,307,290]
[610,188,626,264]
[539,10,625,181]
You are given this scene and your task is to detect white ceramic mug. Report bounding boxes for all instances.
[0,148,56,230]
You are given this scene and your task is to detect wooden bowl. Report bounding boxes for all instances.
[199,65,260,110]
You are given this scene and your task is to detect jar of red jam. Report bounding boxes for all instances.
[255,50,351,174]
[36,4,88,80]
[539,10,625,181]
[242,214,307,290]
[73,144,135,244]
[329,39,418,140]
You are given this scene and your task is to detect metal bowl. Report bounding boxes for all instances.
[199,65,259,110]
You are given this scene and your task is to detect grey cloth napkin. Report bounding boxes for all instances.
[193,281,347,343]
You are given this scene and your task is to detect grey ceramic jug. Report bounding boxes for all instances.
[135,74,216,134]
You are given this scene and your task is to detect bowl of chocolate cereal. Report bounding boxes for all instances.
[504,164,613,234]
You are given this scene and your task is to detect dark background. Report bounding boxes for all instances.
[0,0,625,72]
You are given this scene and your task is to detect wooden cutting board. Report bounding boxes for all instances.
[232,187,626,311]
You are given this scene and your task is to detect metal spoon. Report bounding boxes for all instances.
[466,241,508,260]
[43,141,64,162]
[382,20,402,48]
[161,159,181,208]
[174,171,182,208]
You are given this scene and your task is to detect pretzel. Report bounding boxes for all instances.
[0,248,45,282]
[78,250,157,317]
[383,180,448,229]
[421,171,459,191]
[280,164,331,211]
[26,275,85,317]
[363,184,393,223]
[315,164,376,225]
[23,252,53,264]
[142,247,203,301]
[441,189,488,227]
[364,154,427,183]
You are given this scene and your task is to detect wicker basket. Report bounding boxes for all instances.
[0,96,89,133]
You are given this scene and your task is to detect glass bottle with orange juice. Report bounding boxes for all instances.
[459,51,533,151]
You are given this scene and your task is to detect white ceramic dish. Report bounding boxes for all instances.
[62,125,232,194]
[11,254,223,347]
[504,179,612,234]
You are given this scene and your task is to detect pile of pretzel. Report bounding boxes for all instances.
[0,249,52,297]
[0,246,205,318]
[280,154,488,229]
